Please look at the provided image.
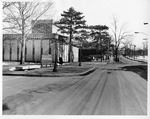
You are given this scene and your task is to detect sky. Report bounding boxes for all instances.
[2,0,150,48]
[51,0,150,48]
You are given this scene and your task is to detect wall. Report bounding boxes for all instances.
[3,34,79,63]
[3,34,52,62]
[3,34,21,61]
[73,46,79,62]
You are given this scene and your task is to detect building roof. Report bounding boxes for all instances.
[3,34,22,40]
[3,33,53,40]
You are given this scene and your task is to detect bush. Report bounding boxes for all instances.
[82,56,93,62]
[114,57,119,62]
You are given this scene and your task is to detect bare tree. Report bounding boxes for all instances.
[3,2,16,9]
[3,2,54,64]
[111,16,133,62]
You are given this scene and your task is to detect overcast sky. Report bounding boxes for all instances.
[51,0,150,48]
[3,0,150,48]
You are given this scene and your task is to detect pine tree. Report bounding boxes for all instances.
[89,25,109,61]
[55,7,86,62]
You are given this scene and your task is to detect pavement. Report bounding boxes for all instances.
[2,57,147,115]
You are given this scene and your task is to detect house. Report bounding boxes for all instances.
[3,20,79,63]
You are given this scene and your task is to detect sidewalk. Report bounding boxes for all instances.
[3,62,97,77]
[125,56,147,63]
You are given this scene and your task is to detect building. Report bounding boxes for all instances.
[3,20,79,63]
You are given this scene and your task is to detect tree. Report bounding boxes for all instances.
[3,2,16,9]
[55,7,86,62]
[88,25,109,61]
[111,16,133,62]
[101,33,112,59]
[3,2,54,64]
[121,39,133,56]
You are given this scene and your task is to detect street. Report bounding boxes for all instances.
[2,0,149,117]
[3,58,147,115]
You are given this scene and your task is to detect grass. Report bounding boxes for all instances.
[3,64,93,76]
[26,66,92,74]
[121,65,147,81]
[3,103,9,111]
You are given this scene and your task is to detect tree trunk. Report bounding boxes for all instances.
[68,31,73,62]
[53,40,58,72]
[115,47,118,62]
[68,46,73,62]
[20,36,26,64]
[20,9,25,64]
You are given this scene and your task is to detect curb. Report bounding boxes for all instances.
[79,67,97,76]
[3,67,97,77]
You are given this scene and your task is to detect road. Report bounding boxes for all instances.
[119,55,146,64]
[3,59,147,115]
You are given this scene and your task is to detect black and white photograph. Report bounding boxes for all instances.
[1,0,150,117]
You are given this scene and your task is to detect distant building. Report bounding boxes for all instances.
[3,19,79,63]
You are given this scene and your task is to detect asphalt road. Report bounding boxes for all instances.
[119,55,146,64]
[3,59,147,115]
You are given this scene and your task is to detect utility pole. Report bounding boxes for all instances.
[130,44,132,58]
[133,45,136,60]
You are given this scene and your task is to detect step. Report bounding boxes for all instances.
[15,65,41,70]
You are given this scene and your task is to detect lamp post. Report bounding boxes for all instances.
[134,32,148,36]
[79,43,82,66]
[143,38,148,57]
[134,31,148,58]
[53,33,59,72]
[142,39,148,58]
[144,23,148,25]
[135,22,148,59]
[129,44,132,58]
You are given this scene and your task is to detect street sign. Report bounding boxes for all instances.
[41,54,52,67]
